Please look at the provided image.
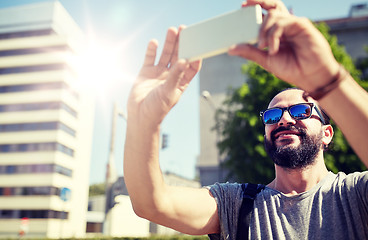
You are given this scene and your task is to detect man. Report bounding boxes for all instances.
[124,0,368,239]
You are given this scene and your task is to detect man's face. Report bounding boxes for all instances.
[263,89,325,169]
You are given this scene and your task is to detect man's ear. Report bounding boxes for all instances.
[322,124,334,146]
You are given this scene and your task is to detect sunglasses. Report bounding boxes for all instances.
[260,103,326,125]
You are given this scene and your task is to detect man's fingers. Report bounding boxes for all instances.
[258,13,272,49]
[244,0,289,51]
[164,59,188,91]
[180,60,202,88]
[243,0,289,13]
[171,25,186,64]
[157,27,178,68]
[267,19,285,55]
[228,44,269,68]
[143,39,158,67]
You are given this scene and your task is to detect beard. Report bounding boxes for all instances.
[264,125,323,170]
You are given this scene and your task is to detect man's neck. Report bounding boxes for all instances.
[267,154,329,196]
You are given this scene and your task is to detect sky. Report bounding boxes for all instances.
[0,0,365,185]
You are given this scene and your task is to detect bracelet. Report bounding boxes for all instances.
[305,65,348,101]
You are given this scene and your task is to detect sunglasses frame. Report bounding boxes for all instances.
[260,103,326,125]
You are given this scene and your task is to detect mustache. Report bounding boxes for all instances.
[271,125,306,141]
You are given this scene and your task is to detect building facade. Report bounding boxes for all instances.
[197,54,246,186]
[197,3,368,186]
[87,173,201,237]
[0,2,94,238]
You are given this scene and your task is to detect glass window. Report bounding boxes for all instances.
[3,187,12,196]
[0,145,10,152]
[0,29,55,40]
[60,103,77,117]
[23,188,31,195]
[0,102,77,118]
[0,63,68,75]
[57,143,74,157]
[0,210,13,218]
[0,82,78,99]
[5,166,16,174]
[32,187,50,195]
[0,46,69,57]
[0,121,75,136]
[0,82,66,93]
[17,165,29,174]
[0,163,72,176]
[13,187,22,196]
[55,165,73,177]
[0,209,68,219]
[58,122,76,136]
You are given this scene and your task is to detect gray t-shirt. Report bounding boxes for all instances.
[208,171,368,240]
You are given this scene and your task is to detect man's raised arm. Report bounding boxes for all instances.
[229,0,368,165]
[123,27,219,235]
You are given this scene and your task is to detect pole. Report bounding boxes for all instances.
[104,102,127,236]
[201,91,223,182]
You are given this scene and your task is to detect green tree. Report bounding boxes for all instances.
[89,182,105,196]
[356,46,368,82]
[216,22,367,184]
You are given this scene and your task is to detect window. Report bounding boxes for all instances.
[60,102,77,117]
[0,102,77,117]
[0,63,68,75]
[0,142,74,156]
[58,122,76,136]
[0,82,79,98]
[0,186,62,196]
[0,82,63,93]
[5,166,16,174]
[0,29,55,40]
[0,210,13,218]
[0,210,68,219]
[57,143,74,156]
[54,164,73,177]
[32,187,50,195]
[3,188,12,196]
[0,163,72,177]
[0,46,69,57]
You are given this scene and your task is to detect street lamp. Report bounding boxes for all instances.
[106,102,127,186]
[201,90,216,110]
[104,102,126,235]
[201,90,224,183]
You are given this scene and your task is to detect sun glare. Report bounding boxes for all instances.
[69,38,126,97]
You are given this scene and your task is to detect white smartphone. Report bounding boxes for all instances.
[178,5,262,62]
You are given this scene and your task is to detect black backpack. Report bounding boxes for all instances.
[236,183,265,239]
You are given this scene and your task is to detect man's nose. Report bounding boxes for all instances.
[278,110,296,126]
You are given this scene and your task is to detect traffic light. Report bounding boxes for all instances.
[162,134,168,149]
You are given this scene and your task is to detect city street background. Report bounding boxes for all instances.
[0,0,364,184]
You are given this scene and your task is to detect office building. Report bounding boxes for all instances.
[0,2,94,238]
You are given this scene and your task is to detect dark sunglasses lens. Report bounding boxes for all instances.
[289,104,312,120]
[263,108,282,124]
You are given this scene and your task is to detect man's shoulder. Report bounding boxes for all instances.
[327,171,368,191]
[207,182,242,194]
[334,171,368,181]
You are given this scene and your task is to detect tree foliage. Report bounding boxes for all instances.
[216,22,367,184]
[89,182,105,196]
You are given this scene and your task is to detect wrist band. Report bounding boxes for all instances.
[305,65,348,101]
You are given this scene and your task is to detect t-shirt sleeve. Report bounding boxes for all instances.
[207,182,243,240]
[338,171,368,226]
[352,171,368,211]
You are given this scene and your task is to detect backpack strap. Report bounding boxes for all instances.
[236,183,265,240]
